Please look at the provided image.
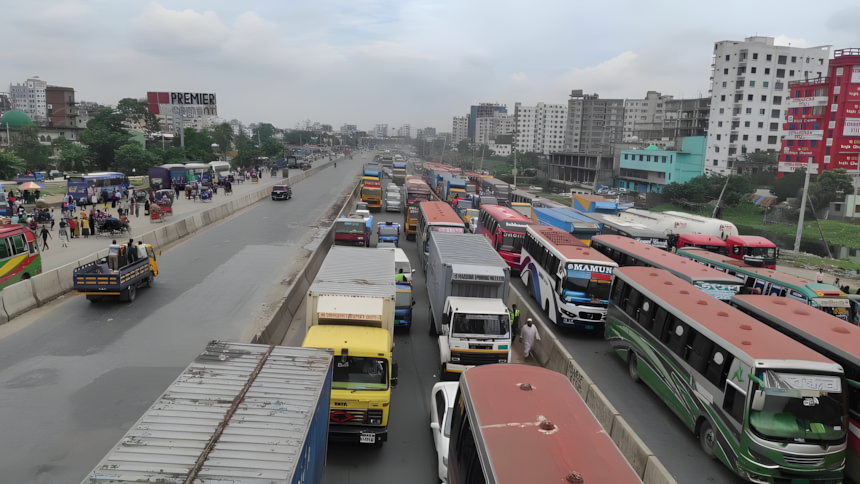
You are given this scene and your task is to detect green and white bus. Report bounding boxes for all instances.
[731,295,860,483]
[608,267,848,483]
[678,247,851,322]
[591,235,742,301]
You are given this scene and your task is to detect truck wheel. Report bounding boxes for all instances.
[121,286,136,302]
[628,352,640,382]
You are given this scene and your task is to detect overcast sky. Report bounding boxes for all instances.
[4,1,860,133]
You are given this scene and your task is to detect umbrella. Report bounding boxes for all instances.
[19,182,45,190]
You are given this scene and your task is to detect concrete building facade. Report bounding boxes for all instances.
[631,97,711,148]
[623,91,674,141]
[708,36,832,174]
[513,102,567,155]
[373,124,389,138]
[10,77,47,124]
[46,85,76,128]
[475,112,514,146]
[615,137,707,193]
[564,90,624,155]
[468,103,506,140]
[452,115,470,145]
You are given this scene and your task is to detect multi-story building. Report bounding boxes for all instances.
[397,124,411,138]
[9,77,48,124]
[340,124,358,136]
[0,93,11,118]
[631,97,711,147]
[469,103,506,140]
[45,85,77,128]
[513,102,567,155]
[615,137,706,193]
[475,112,514,146]
[708,36,832,174]
[623,91,674,141]
[452,115,469,145]
[564,90,624,155]
[373,124,388,138]
[489,134,512,157]
[423,127,436,137]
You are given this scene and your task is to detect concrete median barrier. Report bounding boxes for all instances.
[30,271,64,305]
[610,416,652,478]
[56,262,79,293]
[3,280,38,320]
[585,384,619,437]
[176,219,189,238]
[201,211,211,226]
[165,223,180,243]
[153,227,169,247]
[193,213,206,229]
[142,231,158,249]
[565,356,595,400]
[643,456,676,484]
[185,217,197,234]
[0,295,8,325]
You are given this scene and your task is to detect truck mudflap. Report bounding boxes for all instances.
[328,424,388,444]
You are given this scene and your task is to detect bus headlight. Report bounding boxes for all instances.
[560,308,577,317]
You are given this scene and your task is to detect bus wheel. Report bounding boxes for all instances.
[627,352,640,382]
[21,273,31,281]
[699,419,717,459]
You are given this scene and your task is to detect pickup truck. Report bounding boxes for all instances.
[73,244,158,302]
[377,221,400,247]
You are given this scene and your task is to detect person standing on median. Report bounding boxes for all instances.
[521,318,540,359]
[509,304,520,337]
[58,219,69,248]
[39,226,51,251]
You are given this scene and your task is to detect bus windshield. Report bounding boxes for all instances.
[499,232,524,253]
[336,222,364,234]
[452,313,509,337]
[746,247,776,259]
[332,356,388,390]
[749,371,845,444]
[564,269,612,301]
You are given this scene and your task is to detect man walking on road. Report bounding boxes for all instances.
[39,227,51,251]
[521,318,540,359]
[509,304,520,337]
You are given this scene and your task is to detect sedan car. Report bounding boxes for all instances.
[271,184,292,200]
[430,382,459,483]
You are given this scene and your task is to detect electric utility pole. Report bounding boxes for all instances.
[793,160,815,255]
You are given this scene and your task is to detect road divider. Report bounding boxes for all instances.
[507,285,677,484]
[0,161,335,323]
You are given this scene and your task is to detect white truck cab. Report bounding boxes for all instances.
[438,297,511,379]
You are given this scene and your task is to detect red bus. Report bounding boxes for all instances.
[725,235,777,269]
[478,205,533,273]
[448,364,641,484]
[675,234,727,254]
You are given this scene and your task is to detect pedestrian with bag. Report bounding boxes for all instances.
[81,217,90,238]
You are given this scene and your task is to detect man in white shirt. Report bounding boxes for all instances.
[521,318,541,359]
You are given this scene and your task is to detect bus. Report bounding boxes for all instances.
[675,234,727,253]
[0,225,41,291]
[417,201,465,270]
[575,210,669,249]
[731,294,860,483]
[478,205,534,273]
[607,267,848,483]
[591,235,742,301]
[520,226,617,329]
[184,162,213,186]
[447,364,641,484]
[67,172,129,203]
[678,247,851,322]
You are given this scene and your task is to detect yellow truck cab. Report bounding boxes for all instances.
[302,325,396,445]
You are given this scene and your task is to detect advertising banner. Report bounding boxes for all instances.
[778,162,819,173]
[851,66,860,84]
[146,91,218,117]
[832,153,860,170]
[783,130,824,140]
[785,96,828,108]
[843,118,860,137]
[837,138,860,152]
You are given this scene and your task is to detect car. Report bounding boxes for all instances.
[430,381,459,483]
[271,184,292,200]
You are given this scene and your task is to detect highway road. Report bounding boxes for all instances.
[0,155,365,483]
[281,168,441,484]
[510,276,745,483]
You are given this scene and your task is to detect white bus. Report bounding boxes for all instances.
[520,224,617,330]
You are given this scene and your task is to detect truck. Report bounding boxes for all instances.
[445,179,467,203]
[73,243,158,302]
[377,221,400,247]
[81,342,333,484]
[395,281,414,330]
[363,163,381,181]
[426,232,512,379]
[302,247,398,445]
[361,180,382,211]
[392,162,406,185]
[531,207,602,245]
[335,213,372,247]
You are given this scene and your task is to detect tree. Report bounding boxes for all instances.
[809,168,853,215]
[114,143,160,175]
[0,150,25,179]
[116,98,161,135]
[772,168,806,201]
[13,125,51,170]
[182,128,217,162]
[252,123,277,143]
[211,122,234,158]
[662,173,754,208]
[52,138,90,172]
[79,108,132,170]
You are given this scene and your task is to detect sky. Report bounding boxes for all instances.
[4,1,860,133]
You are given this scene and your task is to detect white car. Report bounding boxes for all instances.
[430,381,459,483]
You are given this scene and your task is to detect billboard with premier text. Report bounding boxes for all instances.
[146,91,218,117]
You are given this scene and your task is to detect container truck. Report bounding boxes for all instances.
[302,246,398,444]
[531,207,602,245]
[426,232,512,379]
[361,180,382,211]
[392,162,406,185]
[445,179,467,203]
[81,341,333,484]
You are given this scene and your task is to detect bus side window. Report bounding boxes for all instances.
[705,345,730,387]
[624,289,642,318]
[684,330,713,375]
[12,235,26,255]
[0,238,9,259]
[651,307,670,339]
[637,297,655,329]
[723,375,746,423]
[611,280,626,306]
[666,319,688,357]
[455,403,485,484]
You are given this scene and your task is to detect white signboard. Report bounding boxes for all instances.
[783,130,824,141]
[844,118,860,136]
[785,96,828,108]
[778,162,819,173]
[852,66,860,84]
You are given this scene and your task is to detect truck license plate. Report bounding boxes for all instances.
[360,432,376,444]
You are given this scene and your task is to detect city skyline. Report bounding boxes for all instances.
[3,1,860,131]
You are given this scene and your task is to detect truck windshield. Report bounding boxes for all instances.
[395,291,411,308]
[336,222,364,234]
[363,188,381,197]
[379,226,399,236]
[563,270,612,301]
[745,247,776,259]
[452,313,509,337]
[749,371,845,444]
[332,357,388,391]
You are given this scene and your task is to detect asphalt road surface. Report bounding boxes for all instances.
[510,277,745,484]
[0,156,364,483]
[281,167,441,484]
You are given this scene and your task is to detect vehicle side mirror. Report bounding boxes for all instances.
[430,422,440,430]
[411,269,416,273]
[412,300,416,306]
[156,250,162,257]
[751,390,765,411]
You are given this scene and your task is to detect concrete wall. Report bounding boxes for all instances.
[0,160,336,323]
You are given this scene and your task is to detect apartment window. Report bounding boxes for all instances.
[725,55,731,61]
[747,94,754,101]
[721,95,726,101]
[749,81,755,88]
[724,68,729,75]
[716,134,722,140]
[764,68,770,75]
[738,67,746,75]
[714,147,720,153]
[771,109,781,118]
[760,109,766,115]
[776,69,785,78]
[765,54,772,61]
[819,59,824,66]
[744,121,750,127]
[791,56,797,63]
[746,108,752,114]
[778,55,787,65]
[752,53,759,60]
[719,108,725,114]
[768,136,777,144]
[751,67,757,74]
[789,70,795,77]
[756,135,762,141]
[743,134,748,141]
[722,82,727,88]
[769,122,779,131]
[662,156,667,163]
[718,121,723,127]
[713,160,719,166]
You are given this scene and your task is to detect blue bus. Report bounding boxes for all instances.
[67,172,130,203]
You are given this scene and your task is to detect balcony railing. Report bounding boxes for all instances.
[834,48,860,58]
[788,76,829,87]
